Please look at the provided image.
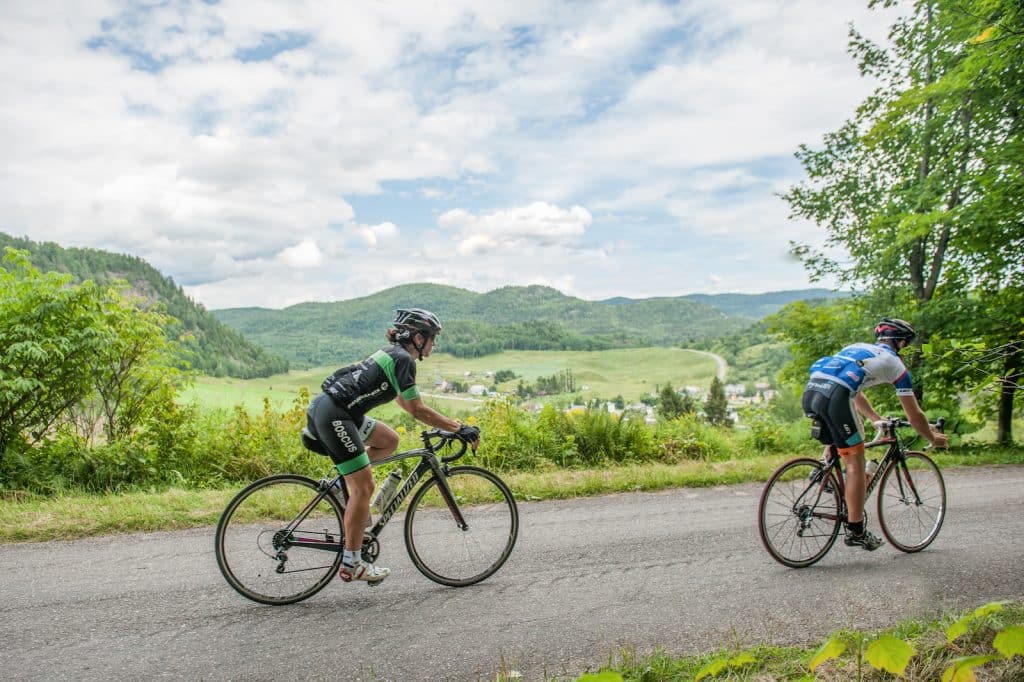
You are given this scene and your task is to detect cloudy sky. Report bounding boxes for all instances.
[0,1,895,310]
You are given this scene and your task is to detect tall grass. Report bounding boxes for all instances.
[0,388,1014,499]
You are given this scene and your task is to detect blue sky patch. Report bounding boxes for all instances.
[235,31,313,63]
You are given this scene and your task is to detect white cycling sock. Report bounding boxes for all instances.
[342,549,362,566]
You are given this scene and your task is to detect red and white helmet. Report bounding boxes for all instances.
[875,317,916,342]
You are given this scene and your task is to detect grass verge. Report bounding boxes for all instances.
[566,601,1024,681]
[1,446,1021,544]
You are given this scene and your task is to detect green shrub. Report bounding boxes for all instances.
[740,408,790,454]
[653,415,733,462]
[565,409,656,466]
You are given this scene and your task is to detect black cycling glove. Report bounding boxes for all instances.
[455,424,480,442]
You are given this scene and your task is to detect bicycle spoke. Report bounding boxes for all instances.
[215,475,344,605]
[758,458,842,568]
[877,452,946,552]
[405,466,518,586]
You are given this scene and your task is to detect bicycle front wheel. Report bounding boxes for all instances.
[215,474,344,605]
[758,457,842,568]
[877,451,946,552]
[404,466,518,586]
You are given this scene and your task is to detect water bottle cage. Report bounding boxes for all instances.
[809,419,832,445]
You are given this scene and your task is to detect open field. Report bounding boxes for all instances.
[180,347,720,414]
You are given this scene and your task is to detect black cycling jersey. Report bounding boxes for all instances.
[321,345,420,420]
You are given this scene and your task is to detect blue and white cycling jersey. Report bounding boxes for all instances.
[809,342,914,396]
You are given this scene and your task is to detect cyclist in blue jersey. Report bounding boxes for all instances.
[306,308,480,583]
[801,318,948,551]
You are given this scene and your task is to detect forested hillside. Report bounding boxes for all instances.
[0,233,288,378]
[213,283,831,368]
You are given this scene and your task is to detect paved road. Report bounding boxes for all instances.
[2,465,1022,681]
[686,349,728,382]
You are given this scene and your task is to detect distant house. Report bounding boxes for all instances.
[468,384,488,396]
[724,383,746,397]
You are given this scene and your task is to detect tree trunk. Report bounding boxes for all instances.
[996,343,1022,445]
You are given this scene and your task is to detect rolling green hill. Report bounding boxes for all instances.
[3,231,837,378]
[0,232,288,378]
[212,283,833,369]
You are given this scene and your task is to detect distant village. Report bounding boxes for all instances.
[428,369,777,425]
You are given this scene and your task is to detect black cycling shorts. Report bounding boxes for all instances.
[802,379,864,448]
[306,393,376,474]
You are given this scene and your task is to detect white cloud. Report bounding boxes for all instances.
[439,202,592,255]
[347,222,400,249]
[0,0,890,307]
[277,239,323,268]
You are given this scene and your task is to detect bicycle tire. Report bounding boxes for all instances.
[215,474,344,605]
[877,451,946,552]
[404,466,518,586]
[758,457,842,568]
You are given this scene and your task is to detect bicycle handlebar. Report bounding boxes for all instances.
[879,416,945,432]
[422,428,472,463]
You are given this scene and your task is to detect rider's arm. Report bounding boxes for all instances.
[853,392,882,424]
[396,395,461,432]
[898,393,948,447]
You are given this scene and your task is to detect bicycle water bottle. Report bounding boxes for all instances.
[372,471,402,512]
[865,460,879,485]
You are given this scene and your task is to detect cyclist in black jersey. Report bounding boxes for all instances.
[305,308,480,583]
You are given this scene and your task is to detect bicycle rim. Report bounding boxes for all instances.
[215,474,344,605]
[758,458,842,568]
[877,451,945,552]
[404,466,518,586]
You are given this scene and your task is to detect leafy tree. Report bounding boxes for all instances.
[0,250,190,466]
[494,369,517,383]
[66,290,186,445]
[704,376,730,426]
[782,0,1024,438]
[657,383,695,420]
[0,250,109,459]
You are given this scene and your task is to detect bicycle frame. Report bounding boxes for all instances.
[279,431,468,557]
[813,426,926,522]
[368,439,467,534]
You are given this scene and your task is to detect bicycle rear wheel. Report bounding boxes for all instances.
[758,457,842,568]
[404,466,518,586]
[215,474,344,605]
[877,451,946,552]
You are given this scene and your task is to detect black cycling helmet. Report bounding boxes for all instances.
[393,308,442,360]
[875,317,916,342]
[394,308,442,336]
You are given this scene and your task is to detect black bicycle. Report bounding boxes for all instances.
[758,417,946,568]
[215,428,519,605]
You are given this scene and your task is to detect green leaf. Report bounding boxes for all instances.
[993,626,1024,659]
[941,655,1000,682]
[972,601,1007,619]
[949,602,1009,642]
[576,672,623,682]
[694,657,728,680]
[866,636,916,675]
[947,615,974,642]
[809,636,846,672]
[971,26,995,43]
